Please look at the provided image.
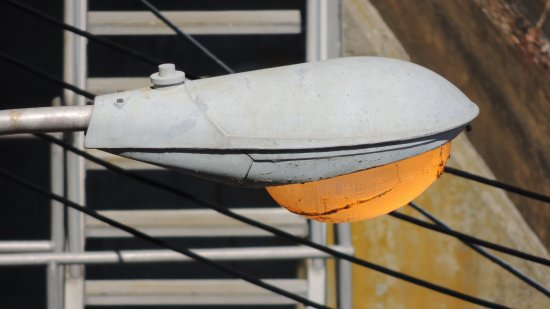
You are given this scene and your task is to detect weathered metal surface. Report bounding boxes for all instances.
[84,57,477,185]
[86,57,477,150]
[0,105,92,135]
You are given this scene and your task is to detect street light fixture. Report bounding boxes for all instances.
[0,57,478,222]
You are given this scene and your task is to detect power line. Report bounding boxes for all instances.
[445,167,550,204]
[37,130,550,268]
[408,202,550,297]
[0,53,95,100]
[35,133,508,309]
[0,167,330,309]
[388,211,550,266]
[139,0,235,74]
[1,0,161,68]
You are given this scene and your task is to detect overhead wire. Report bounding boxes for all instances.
[388,211,550,266]
[408,202,550,297]
[0,53,95,100]
[0,155,508,309]
[138,0,235,74]
[0,168,330,309]
[444,166,550,204]
[35,132,550,268]
[0,0,198,80]
[34,134,508,309]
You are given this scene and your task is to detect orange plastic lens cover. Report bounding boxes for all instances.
[266,143,451,223]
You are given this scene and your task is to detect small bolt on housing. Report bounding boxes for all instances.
[150,63,186,88]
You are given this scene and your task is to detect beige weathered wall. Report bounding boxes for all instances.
[342,1,550,307]
[367,0,550,250]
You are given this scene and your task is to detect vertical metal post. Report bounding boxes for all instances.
[63,0,88,308]
[336,223,353,309]
[306,221,327,306]
[306,1,328,306]
[307,0,341,62]
[306,0,320,62]
[47,99,65,309]
[306,1,343,306]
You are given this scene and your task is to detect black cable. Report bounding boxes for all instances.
[139,0,235,74]
[408,202,550,297]
[35,134,508,309]
[37,131,550,269]
[0,167,330,309]
[1,0,162,68]
[0,53,95,100]
[388,211,550,266]
[444,167,550,204]
[11,44,546,270]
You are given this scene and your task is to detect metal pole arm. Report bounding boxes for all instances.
[0,105,92,135]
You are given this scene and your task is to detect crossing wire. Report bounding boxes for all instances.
[408,202,550,297]
[0,168,330,309]
[0,53,95,100]
[0,163,508,309]
[139,0,235,74]
[0,0,199,80]
[34,135,515,309]
[444,167,550,204]
[388,210,550,266]
[38,132,550,268]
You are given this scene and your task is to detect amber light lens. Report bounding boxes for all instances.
[266,143,451,223]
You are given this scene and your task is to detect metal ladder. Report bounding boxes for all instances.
[58,1,353,308]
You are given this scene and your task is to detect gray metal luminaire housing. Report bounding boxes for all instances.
[86,57,478,186]
[0,57,478,187]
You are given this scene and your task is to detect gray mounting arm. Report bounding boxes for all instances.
[0,105,92,135]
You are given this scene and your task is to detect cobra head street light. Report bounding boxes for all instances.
[0,57,478,222]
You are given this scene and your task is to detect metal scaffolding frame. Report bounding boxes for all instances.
[0,1,353,308]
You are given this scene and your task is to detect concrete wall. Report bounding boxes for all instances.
[368,0,550,250]
[342,1,550,307]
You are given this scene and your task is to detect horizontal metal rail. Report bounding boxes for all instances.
[88,10,301,35]
[0,240,53,253]
[87,77,150,95]
[86,279,308,306]
[0,105,92,135]
[85,208,309,238]
[0,245,354,266]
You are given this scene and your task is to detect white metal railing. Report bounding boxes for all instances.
[0,1,352,309]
